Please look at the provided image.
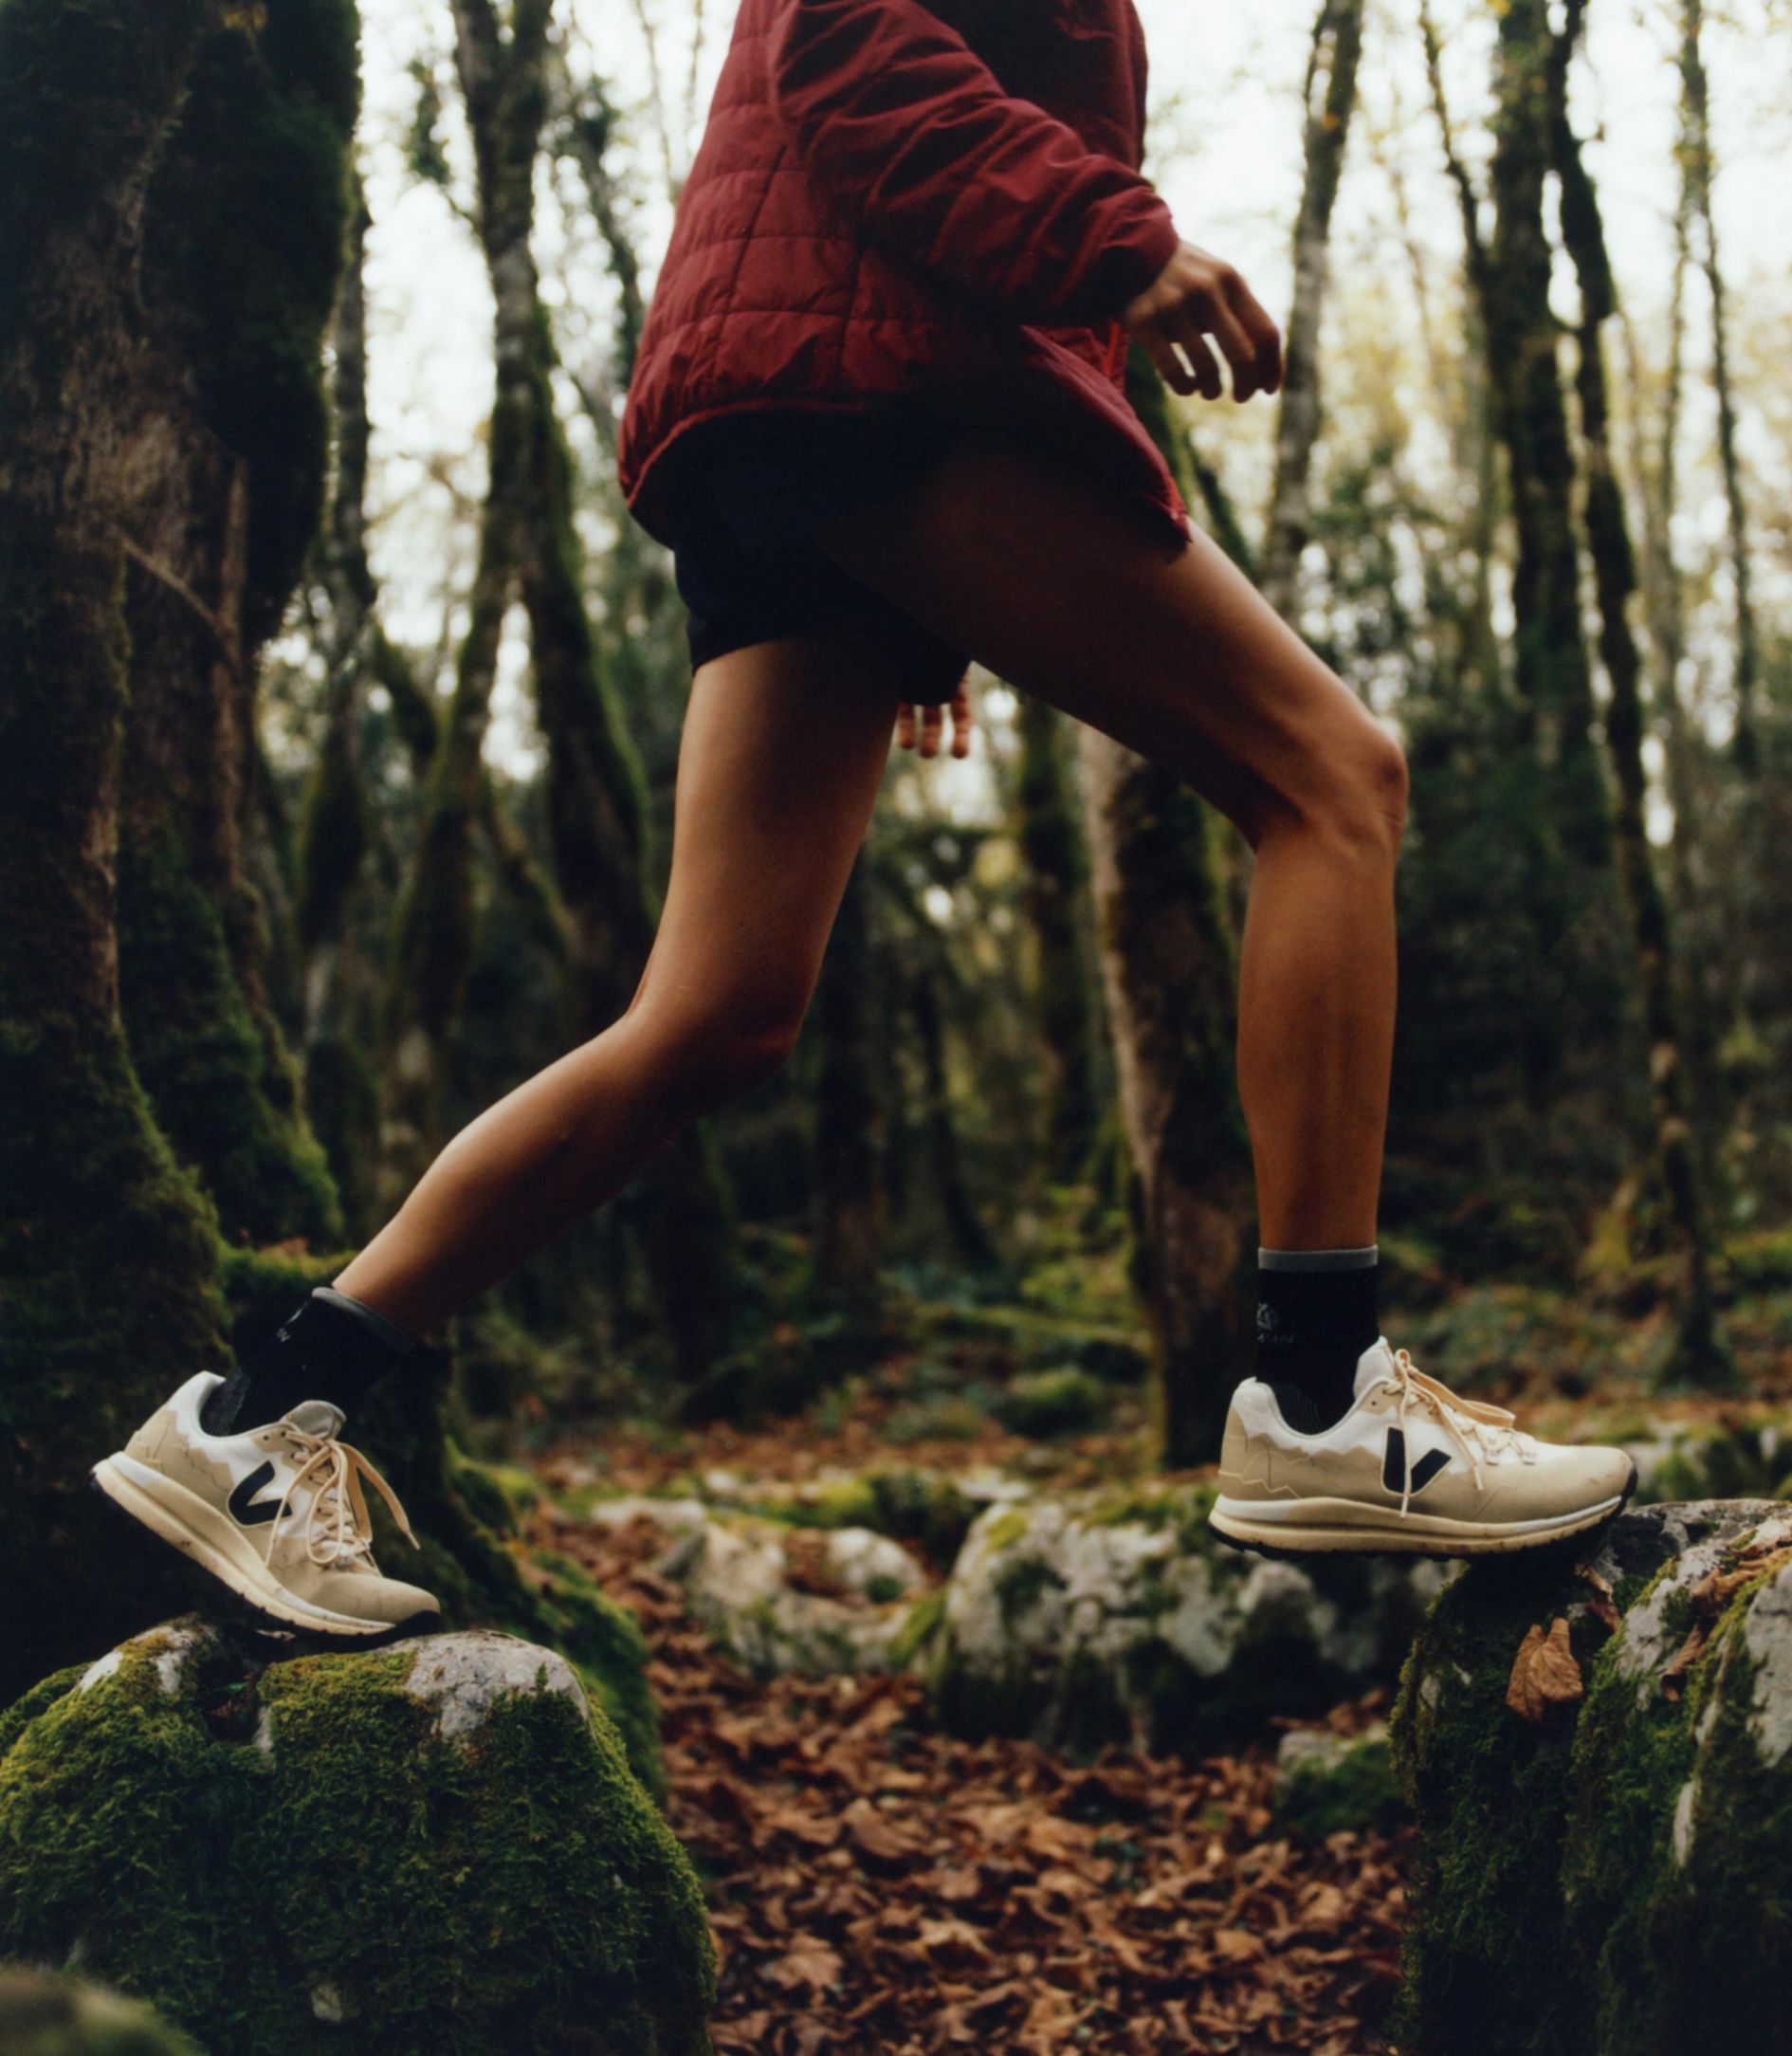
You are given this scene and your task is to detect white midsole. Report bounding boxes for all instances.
[93,1452,402,1635]
[1209,1489,1628,1554]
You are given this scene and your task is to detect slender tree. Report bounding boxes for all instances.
[1259,0,1366,624]
[1016,696,1102,1186]
[1547,1,1726,1384]
[1074,353,1255,1468]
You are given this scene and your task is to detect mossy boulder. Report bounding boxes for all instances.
[0,1619,715,2055]
[925,1486,1451,1753]
[0,1965,201,2055]
[1391,1498,1792,2055]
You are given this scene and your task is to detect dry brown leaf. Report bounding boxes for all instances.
[1506,1616,1584,1722]
[764,1937,844,1996]
[1577,1563,1622,1634]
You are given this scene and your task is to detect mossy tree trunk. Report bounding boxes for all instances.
[1015,696,1102,1188]
[910,963,997,1271]
[812,862,888,1295]
[1258,0,1365,626]
[108,2,359,1254]
[1546,3,1727,1389]
[1078,726,1254,1467]
[0,0,239,1696]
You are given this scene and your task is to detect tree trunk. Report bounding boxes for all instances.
[1677,0,1759,772]
[1259,0,1365,624]
[379,0,550,1200]
[812,862,887,1295]
[1078,729,1253,1466]
[1016,696,1101,1187]
[0,0,239,1695]
[911,965,998,1272]
[1547,3,1727,1386]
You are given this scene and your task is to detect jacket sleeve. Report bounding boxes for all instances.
[766,0,1180,326]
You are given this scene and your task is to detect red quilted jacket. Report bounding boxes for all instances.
[616,0,1190,554]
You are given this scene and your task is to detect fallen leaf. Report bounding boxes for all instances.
[1506,1617,1584,1722]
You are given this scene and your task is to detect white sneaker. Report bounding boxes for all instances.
[1209,1336,1637,1559]
[92,1371,441,1638]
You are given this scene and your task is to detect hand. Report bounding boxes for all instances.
[896,673,975,760]
[1120,240,1284,403]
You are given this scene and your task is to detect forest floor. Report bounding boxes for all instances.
[500,1273,1792,2053]
[520,1381,1410,2056]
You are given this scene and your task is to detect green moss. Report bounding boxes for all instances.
[0,1625,714,2054]
[119,821,342,1248]
[993,1555,1063,1626]
[991,1368,1110,1438]
[1273,1733,1405,1840]
[887,1589,945,1670]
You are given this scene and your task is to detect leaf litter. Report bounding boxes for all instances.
[527,1496,1411,2055]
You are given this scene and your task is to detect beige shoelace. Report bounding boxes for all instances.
[1383,1346,1537,1516]
[263,1426,420,1570]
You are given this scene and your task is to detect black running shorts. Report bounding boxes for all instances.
[667,401,975,698]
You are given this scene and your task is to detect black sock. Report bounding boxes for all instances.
[1253,1245,1380,1434]
[200,1286,416,1436]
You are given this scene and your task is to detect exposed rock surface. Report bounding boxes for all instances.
[587,1497,934,1677]
[1392,1498,1792,2055]
[922,1484,1453,1752]
[0,1965,200,2055]
[0,1618,714,2055]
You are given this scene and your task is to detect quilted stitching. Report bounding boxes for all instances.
[617,0,1190,552]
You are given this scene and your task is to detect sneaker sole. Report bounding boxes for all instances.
[91,1454,440,1644]
[1208,1460,1639,1561]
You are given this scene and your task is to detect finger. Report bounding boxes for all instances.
[895,702,917,751]
[951,678,974,758]
[918,699,944,760]
[1167,312,1224,402]
[1225,273,1285,395]
[1138,321,1198,396]
[1203,292,1262,402]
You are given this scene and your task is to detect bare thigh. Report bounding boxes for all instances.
[807,428,1397,840]
[627,615,923,1057]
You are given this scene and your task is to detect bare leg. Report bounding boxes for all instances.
[806,428,1408,1250]
[334,620,921,1337]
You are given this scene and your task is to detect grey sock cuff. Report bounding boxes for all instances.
[1257,1244,1379,1272]
[313,1285,416,1355]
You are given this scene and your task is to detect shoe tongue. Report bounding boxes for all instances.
[1352,1336,1399,1401]
[283,1399,345,1439]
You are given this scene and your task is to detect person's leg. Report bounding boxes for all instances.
[332,621,918,1342]
[805,429,1405,1268]
[803,430,1635,1553]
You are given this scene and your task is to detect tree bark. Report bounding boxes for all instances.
[1547,2,1727,1386]
[1259,0,1365,624]
[1677,0,1760,773]
[812,863,887,1294]
[1016,696,1101,1186]
[0,0,236,1694]
[379,0,551,1199]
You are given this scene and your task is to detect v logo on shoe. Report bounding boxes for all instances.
[1382,1427,1450,1497]
[228,1461,282,1527]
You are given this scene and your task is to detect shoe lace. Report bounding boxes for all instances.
[265,1427,420,1570]
[1382,1345,1537,1517]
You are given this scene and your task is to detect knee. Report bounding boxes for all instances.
[1307,720,1408,861]
[651,991,809,1118]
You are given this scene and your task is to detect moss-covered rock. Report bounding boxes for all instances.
[1391,1498,1792,2055]
[0,1965,202,2055]
[0,1619,715,2056]
[928,1486,1451,1753]
[1271,1723,1403,1839]
[990,1368,1111,1438]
